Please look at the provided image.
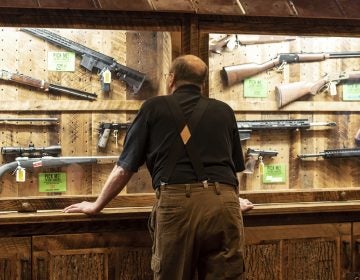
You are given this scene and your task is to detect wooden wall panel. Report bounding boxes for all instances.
[33,232,152,280]
[0,237,31,280]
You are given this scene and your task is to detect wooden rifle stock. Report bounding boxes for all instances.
[275,78,327,108]
[221,58,279,86]
[221,53,332,86]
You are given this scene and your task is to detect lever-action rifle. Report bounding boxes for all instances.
[0,155,118,180]
[98,122,131,149]
[20,28,146,93]
[356,129,360,146]
[298,147,360,159]
[237,119,336,141]
[243,148,278,174]
[210,34,296,54]
[1,144,61,157]
[222,51,360,87]
[0,69,97,101]
[275,71,360,108]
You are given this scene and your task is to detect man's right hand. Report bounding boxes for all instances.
[63,201,100,215]
[239,197,254,213]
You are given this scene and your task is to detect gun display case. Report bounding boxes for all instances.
[0,6,359,280]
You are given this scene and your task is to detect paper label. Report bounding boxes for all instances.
[48,52,75,72]
[244,78,268,98]
[263,164,286,184]
[343,83,360,101]
[39,172,67,192]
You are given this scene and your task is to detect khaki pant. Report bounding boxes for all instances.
[148,182,245,280]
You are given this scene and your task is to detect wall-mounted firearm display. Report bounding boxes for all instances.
[237,119,336,141]
[298,147,360,159]
[243,148,278,174]
[1,144,61,157]
[0,69,97,101]
[275,71,360,108]
[20,28,146,93]
[98,122,131,149]
[221,50,360,87]
[0,155,119,180]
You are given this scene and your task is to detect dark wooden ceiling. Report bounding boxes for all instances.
[0,0,359,19]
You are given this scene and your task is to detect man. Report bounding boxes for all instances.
[64,54,253,279]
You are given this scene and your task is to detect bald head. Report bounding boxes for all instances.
[169,55,208,88]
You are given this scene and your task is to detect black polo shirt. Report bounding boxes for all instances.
[117,84,245,188]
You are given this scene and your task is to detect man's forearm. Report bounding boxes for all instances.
[93,164,134,212]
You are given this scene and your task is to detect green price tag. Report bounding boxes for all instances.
[47,51,75,71]
[263,164,286,184]
[39,172,67,192]
[343,83,360,101]
[244,78,268,98]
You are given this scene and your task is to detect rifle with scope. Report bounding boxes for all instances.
[0,155,118,180]
[20,28,146,93]
[221,51,360,87]
[1,144,61,157]
[275,71,360,108]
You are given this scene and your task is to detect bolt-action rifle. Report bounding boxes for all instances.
[275,71,360,108]
[0,69,97,101]
[243,148,278,174]
[1,144,61,157]
[20,28,146,93]
[356,129,360,146]
[222,51,360,87]
[298,147,360,159]
[0,155,118,180]
[237,119,336,141]
[98,122,131,149]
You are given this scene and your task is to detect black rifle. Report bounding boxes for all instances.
[0,69,97,101]
[98,122,131,149]
[222,51,360,86]
[298,147,360,159]
[1,144,61,157]
[0,155,118,180]
[237,119,336,141]
[244,148,278,174]
[20,28,146,93]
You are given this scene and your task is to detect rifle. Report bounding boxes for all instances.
[1,144,61,157]
[237,119,336,141]
[243,148,278,174]
[0,117,58,123]
[98,122,131,149]
[221,51,360,87]
[0,155,118,180]
[210,34,296,54]
[275,71,360,108]
[0,69,97,101]
[356,129,360,146]
[298,147,360,159]
[20,28,146,93]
